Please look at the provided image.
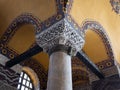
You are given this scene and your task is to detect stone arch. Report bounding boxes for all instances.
[0,13,41,45]
[82,21,115,69]
[82,21,114,60]
[0,13,42,58]
[82,21,120,82]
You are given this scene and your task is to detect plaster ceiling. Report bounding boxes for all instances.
[0,0,56,38]
[83,29,108,63]
[70,0,120,63]
[8,24,35,53]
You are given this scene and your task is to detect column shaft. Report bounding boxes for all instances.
[47,51,72,90]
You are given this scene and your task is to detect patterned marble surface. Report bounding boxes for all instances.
[0,81,16,90]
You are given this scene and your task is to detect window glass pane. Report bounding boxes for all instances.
[17,84,20,89]
[21,85,25,90]
[25,87,28,90]
[26,81,29,87]
[27,77,30,81]
[24,74,27,79]
[30,83,32,88]
[23,79,26,85]
[19,77,22,83]
[20,72,23,77]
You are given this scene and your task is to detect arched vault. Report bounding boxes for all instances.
[82,20,115,70]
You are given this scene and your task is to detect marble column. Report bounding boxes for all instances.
[47,51,72,90]
[36,18,85,90]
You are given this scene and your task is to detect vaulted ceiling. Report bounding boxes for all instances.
[0,0,120,89]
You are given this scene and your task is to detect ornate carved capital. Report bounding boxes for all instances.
[36,18,85,56]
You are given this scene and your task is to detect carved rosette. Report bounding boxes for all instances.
[36,18,85,56]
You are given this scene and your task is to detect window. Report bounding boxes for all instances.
[17,71,34,90]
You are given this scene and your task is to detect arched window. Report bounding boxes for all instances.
[17,71,34,90]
